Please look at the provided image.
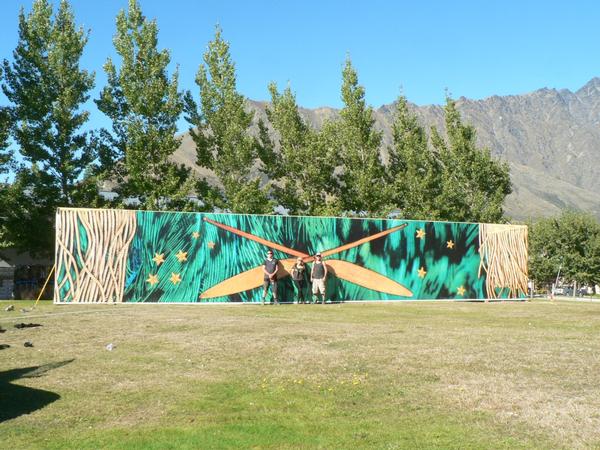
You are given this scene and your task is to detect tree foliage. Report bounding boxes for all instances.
[0,69,12,247]
[333,58,388,216]
[1,0,96,253]
[387,95,442,220]
[96,0,192,210]
[529,211,600,287]
[0,129,10,182]
[0,70,10,171]
[0,5,518,259]
[263,82,340,215]
[430,96,512,223]
[184,27,271,214]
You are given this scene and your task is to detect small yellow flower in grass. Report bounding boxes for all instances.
[353,381,360,385]
[328,388,333,392]
[298,379,303,384]
[340,380,345,385]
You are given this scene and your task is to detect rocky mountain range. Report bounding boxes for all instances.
[173,78,600,221]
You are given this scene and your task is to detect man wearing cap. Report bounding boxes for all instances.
[310,252,328,304]
[262,250,279,305]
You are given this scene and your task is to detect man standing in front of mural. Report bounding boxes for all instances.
[310,252,328,304]
[262,250,279,305]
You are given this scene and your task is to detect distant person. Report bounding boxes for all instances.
[310,252,328,304]
[262,250,279,305]
[291,257,308,303]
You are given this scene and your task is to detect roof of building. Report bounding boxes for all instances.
[0,248,53,267]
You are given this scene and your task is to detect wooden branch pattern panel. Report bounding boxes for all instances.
[54,208,136,303]
[478,224,529,299]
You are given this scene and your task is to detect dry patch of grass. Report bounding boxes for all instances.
[1,300,599,448]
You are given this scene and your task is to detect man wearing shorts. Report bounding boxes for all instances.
[262,250,279,305]
[310,252,327,304]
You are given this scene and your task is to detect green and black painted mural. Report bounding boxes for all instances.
[54,208,528,303]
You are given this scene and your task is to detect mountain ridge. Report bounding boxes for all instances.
[174,78,600,220]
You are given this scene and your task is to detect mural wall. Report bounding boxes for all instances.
[54,208,528,303]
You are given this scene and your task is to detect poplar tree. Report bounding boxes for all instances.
[0,66,10,167]
[431,96,511,223]
[185,27,271,214]
[96,0,192,210]
[387,95,442,219]
[0,76,11,246]
[0,96,10,175]
[335,58,389,216]
[264,82,340,215]
[1,0,96,254]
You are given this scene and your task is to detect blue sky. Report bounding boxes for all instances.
[1,0,600,133]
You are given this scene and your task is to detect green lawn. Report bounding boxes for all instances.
[1,299,599,449]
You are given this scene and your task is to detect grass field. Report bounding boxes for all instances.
[1,299,600,449]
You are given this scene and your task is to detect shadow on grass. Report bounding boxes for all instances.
[0,359,74,423]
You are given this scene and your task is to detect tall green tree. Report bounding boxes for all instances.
[335,58,389,216]
[184,27,271,214]
[263,82,340,215]
[529,211,600,288]
[1,0,96,254]
[0,86,10,175]
[96,0,192,210]
[0,65,10,168]
[0,68,12,246]
[430,96,511,223]
[387,95,442,219]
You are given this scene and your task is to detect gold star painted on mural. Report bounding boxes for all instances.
[152,253,165,266]
[417,267,427,278]
[456,285,466,296]
[170,272,182,285]
[447,240,455,249]
[146,274,158,286]
[207,241,216,249]
[192,231,200,239]
[416,228,426,239]
[176,250,188,262]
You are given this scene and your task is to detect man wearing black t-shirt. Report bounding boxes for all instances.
[262,250,279,305]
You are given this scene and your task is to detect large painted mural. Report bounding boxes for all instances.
[54,208,528,303]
